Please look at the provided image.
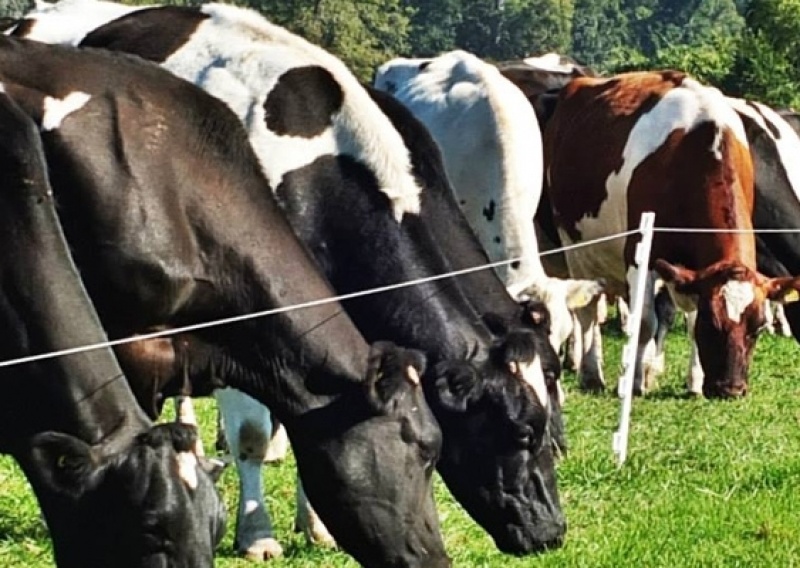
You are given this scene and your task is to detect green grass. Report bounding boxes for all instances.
[3,323,800,567]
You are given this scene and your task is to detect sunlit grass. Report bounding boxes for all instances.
[2,321,800,567]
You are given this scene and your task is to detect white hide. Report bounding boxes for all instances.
[8,0,141,44]
[374,50,602,350]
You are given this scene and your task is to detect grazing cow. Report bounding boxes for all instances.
[373,50,604,352]
[11,1,570,559]
[0,36,450,568]
[0,88,225,566]
[543,70,800,398]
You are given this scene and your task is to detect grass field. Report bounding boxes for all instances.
[2,319,800,567]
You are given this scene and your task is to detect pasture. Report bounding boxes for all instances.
[2,318,800,567]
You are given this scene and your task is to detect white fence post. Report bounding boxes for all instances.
[613,212,656,466]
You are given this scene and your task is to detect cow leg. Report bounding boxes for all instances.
[214,410,229,455]
[685,311,705,396]
[575,298,605,392]
[295,478,336,547]
[214,388,283,560]
[764,299,777,335]
[626,269,658,395]
[648,284,676,385]
[563,312,582,372]
[617,296,630,331]
[775,303,793,337]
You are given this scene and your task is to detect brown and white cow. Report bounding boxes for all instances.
[544,70,800,398]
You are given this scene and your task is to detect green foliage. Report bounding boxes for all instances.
[724,0,800,108]
[0,0,32,18]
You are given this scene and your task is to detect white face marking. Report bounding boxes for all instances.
[512,355,549,409]
[721,280,755,323]
[41,91,91,131]
[175,451,199,490]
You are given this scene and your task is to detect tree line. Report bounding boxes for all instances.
[2,0,799,108]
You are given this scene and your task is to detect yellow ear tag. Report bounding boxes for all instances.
[783,289,800,304]
[57,455,68,468]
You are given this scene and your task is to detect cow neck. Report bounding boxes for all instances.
[0,112,150,454]
[276,164,492,366]
[188,164,372,420]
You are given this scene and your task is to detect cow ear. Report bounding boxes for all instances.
[431,362,482,413]
[29,432,102,499]
[520,299,550,329]
[764,276,800,304]
[364,343,426,414]
[654,259,698,292]
[564,278,605,309]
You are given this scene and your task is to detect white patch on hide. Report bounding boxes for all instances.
[41,91,91,131]
[160,3,422,222]
[176,451,199,490]
[721,280,755,323]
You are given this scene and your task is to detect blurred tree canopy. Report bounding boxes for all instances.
[1,0,799,108]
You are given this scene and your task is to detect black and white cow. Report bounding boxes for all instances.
[728,101,800,336]
[12,0,568,558]
[373,50,605,353]
[0,83,225,567]
[0,35,450,568]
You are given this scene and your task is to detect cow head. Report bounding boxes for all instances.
[25,423,225,568]
[517,277,605,352]
[656,259,800,398]
[290,342,450,568]
[424,301,566,554]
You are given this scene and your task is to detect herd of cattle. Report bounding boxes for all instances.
[2,0,800,566]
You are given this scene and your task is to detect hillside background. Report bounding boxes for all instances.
[0,1,797,113]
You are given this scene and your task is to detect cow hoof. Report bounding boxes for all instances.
[242,538,283,561]
[295,517,337,548]
[579,376,605,393]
